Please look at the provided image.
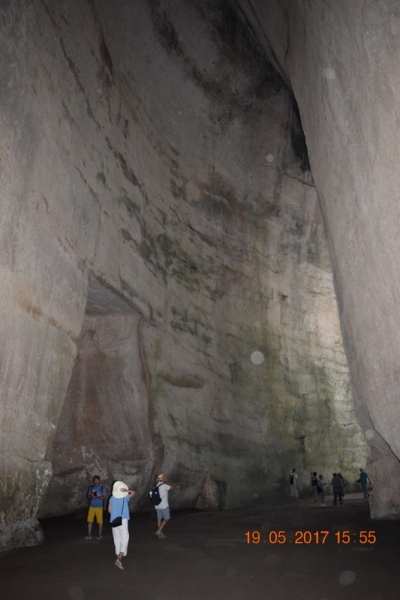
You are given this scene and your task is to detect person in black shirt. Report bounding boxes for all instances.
[331,473,344,506]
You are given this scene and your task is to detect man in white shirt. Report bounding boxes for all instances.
[154,474,174,539]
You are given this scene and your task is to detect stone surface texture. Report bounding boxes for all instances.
[0,0,368,550]
[239,0,400,518]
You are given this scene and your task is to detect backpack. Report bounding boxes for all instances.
[149,482,163,506]
[289,474,294,485]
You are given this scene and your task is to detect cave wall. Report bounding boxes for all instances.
[0,0,367,550]
[239,0,400,517]
[39,278,154,516]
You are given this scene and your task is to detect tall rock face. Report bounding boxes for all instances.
[238,0,400,518]
[0,0,367,550]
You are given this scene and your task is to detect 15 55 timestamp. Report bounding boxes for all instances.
[245,530,376,545]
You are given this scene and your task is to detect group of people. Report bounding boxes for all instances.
[289,469,328,506]
[289,467,372,506]
[86,474,174,570]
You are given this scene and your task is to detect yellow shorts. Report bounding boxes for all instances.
[87,507,103,523]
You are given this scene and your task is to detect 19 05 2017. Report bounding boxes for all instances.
[244,530,376,545]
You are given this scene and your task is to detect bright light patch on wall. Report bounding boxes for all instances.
[379,487,393,502]
[323,67,336,80]
[251,351,265,365]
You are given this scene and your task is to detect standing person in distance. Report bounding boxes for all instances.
[337,472,347,498]
[310,471,319,502]
[289,468,299,502]
[331,473,344,506]
[154,474,174,539]
[317,474,327,507]
[358,468,372,498]
[108,481,136,570]
[86,475,107,539]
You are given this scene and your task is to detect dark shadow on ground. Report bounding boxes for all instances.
[1,494,399,599]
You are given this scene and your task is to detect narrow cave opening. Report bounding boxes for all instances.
[39,276,153,518]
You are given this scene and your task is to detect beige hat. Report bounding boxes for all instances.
[156,474,166,482]
[112,481,129,498]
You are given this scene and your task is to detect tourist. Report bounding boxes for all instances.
[85,475,107,540]
[337,472,347,497]
[331,473,344,506]
[289,468,299,502]
[358,468,372,498]
[154,474,174,539]
[108,481,136,570]
[310,471,319,502]
[317,474,327,507]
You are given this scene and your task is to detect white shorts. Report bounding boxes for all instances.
[290,486,299,497]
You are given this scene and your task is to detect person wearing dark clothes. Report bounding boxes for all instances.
[331,473,344,506]
[337,473,347,498]
[310,472,319,502]
[358,468,372,498]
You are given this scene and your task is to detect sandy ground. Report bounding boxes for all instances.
[1,493,399,599]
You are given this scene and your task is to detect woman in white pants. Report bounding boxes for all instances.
[108,481,136,570]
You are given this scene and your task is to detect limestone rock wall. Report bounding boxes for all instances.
[0,0,366,549]
[40,295,154,516]
[240,0,400,517]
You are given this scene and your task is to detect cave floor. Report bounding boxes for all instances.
[1,493,399,600]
